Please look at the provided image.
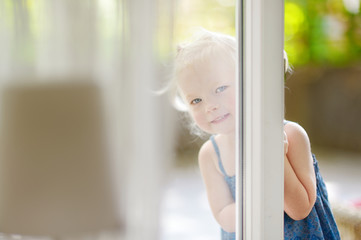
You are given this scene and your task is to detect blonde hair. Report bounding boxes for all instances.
[163,29,237,137]
[167,28,237,113]
[284,50,293,77]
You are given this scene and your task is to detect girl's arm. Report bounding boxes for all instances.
[198,140,235,232]
[284,122,317,220]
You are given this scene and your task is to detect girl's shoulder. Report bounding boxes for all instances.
[198,138,217,163]
[198,137,223,175]
[284,121,313,164]
[284,120,310,142]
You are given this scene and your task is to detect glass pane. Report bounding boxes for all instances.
[0,0,125,238]
[0,0,172,239]
[159,0,237,240]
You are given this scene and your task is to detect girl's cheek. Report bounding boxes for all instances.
[227,94,236,112]
[192,113,202,125]
[192,112,206,128]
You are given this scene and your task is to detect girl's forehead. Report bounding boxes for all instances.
[177,59,235,92]
[176,50,235,90]
[182,56,234,77]
[196,52,233,67]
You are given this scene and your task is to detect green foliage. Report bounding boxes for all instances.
[285,0,361,67]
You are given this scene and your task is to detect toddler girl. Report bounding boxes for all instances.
[169,29,340,240]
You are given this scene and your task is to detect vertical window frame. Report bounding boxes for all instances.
[236,0,285,239]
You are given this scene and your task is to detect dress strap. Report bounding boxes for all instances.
[284,120,290,126]
[210,135,228,176]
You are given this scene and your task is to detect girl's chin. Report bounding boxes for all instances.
[212,123,236,135]
[197,121,235,135]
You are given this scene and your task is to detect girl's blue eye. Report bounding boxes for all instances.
[216,86,228,93]
[191,98,202,105]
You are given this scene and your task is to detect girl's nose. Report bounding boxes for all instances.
[206,102,219,112]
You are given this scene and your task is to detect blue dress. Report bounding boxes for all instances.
[210,136,235,240]
[284,121,340,239]
[211,122,341,240]
[284,154,340,239]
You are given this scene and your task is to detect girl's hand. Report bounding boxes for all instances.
[284,131,289,155]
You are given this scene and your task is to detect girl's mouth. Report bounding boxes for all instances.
[211,113,230,124]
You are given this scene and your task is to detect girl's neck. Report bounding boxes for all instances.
[217,132,236,147]
[215,132,236,176]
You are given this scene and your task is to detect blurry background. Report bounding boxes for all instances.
[0,0,361,239]
[0,0,173,239]
[284,0,361,152]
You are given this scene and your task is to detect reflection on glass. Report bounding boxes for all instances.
[165,29,237,239]
[0,0,172,239]
[159,1,236,240]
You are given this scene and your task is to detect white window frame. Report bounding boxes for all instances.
[236,0,285,239]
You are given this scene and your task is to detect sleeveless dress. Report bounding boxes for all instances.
[284,121,340,239]
[211,120,341,240]
[210,135,235,240]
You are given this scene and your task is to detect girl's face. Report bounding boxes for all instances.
[177,57,236,135]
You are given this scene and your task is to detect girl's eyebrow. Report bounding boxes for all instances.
[185,94,197,100]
